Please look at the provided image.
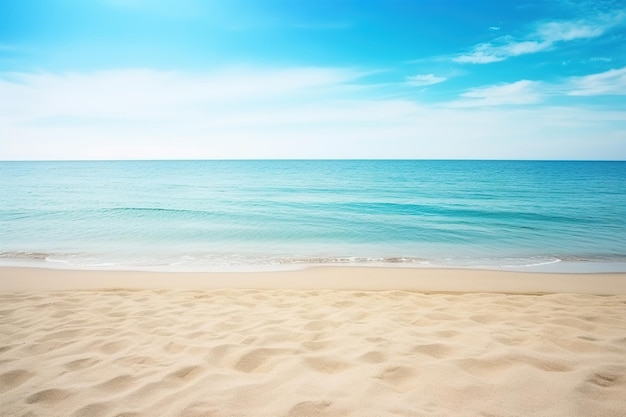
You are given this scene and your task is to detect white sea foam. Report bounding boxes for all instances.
[2,250,625,273]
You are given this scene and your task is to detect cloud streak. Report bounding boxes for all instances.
[449,80,544,107]
[454,11,626,64]
[567,67,626,96]
[446,65,626,108]
[406,73,447,87]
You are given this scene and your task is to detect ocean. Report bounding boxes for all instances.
[1,160,625,272]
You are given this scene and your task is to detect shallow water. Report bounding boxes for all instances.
[1,160,625,271]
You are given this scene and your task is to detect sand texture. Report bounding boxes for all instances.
[2,287,626,417]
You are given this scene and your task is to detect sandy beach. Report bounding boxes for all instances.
[1,267,625,417]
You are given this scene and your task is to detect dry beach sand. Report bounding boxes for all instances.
[1,267,625,417]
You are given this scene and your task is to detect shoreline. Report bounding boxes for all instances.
[1,266,625,294]
[3,253,626,275]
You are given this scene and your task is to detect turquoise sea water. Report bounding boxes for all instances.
[1,160,625,272]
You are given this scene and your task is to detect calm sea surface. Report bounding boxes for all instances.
[1,160,625,272]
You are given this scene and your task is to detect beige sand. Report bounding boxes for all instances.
[1,267,625,417]
[1,266,626,294]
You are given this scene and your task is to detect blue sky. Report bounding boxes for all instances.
[1,0,625,160]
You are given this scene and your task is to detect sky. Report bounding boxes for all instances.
[1,0,626,160]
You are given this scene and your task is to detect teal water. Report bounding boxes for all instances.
[1,160,625,272]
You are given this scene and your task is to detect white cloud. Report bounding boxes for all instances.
[454,11,626,64]
[453,52,502,65]
[449,80,543,107]
[0,67,363,122]
[567,67,626,96]
[589,57,612,62]
[406,73,447,87]
[442,66,626,109]
[454,39,548,64]
[536,20,605,42]
[0,68,625,160]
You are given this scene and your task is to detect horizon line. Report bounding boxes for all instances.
[1,158,625,163]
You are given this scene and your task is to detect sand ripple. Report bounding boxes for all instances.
[1,289,625,416]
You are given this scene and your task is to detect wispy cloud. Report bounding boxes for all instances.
[406,73,447,87]
[0,67,364,121]
[454,11,626,64]
[445,65,626,109]
[445,65,626,108]
[589,57,613,63]
[1,68,625,160]
[567,67,626,96]
[454,39,545,64]
[449,80,544,107]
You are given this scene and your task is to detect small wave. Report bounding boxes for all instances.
[107,207,189,213]
[277,256,428,265]
[103,207,207,217]
[495,258,562,268]
[0,251,51,260]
